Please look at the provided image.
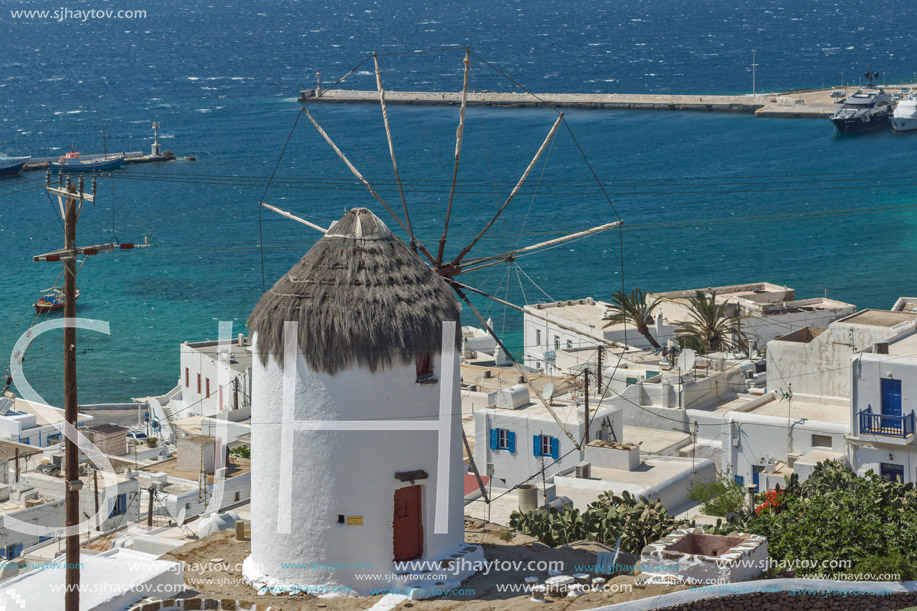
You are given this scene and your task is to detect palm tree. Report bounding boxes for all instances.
[603,288,662,349]
[675,291,747,354]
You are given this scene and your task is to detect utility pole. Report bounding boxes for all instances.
[584,369,590,443]
[63,177,81,611]
[596,346,603,393]
[31,173,148,611]
[93,469,100,532]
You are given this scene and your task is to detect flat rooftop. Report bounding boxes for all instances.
[887,332,917,357]
[840,309,917,328]
[652,282,789,301]
[186,337,253,373]
[525,299,608,330]
[140,456,251,485]
[623,426,692,455]
[460,363,570,397]
[744,395,848,425]
[774,327,827,344]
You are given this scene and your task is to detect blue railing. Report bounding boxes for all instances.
[859,407,915,438]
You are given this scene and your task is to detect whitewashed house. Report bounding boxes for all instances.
[649,282,856,351]
[523,283,854,375]
[766,309,917,400]
[171,336,252,418]
[849,329,917,483]
[474,387,625,489]
[0,394,93,448]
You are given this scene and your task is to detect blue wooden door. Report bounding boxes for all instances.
[881,378,903,431]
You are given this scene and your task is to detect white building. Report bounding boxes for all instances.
[0,548,183,611]
[523,297,673,374]
[243,208,471,596]
[0,393,93,448]
[649,282,856,351]
[766,309,917,400]
[171,336,252,418]
[849,329,917,483]
[523,283,854,375]
[474,390,625,489]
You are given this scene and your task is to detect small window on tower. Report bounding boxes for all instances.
[416,352,435,383]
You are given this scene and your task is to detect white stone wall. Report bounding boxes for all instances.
[639,527,767,585]
[245,334,464,595]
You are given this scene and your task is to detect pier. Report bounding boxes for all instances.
[22,151,177,173]
[298,84,915,119]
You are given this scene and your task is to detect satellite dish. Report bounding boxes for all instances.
[676,349,697,371]
[176,506,187,527]
[541,383,555,404]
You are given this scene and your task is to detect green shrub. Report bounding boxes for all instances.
[853,553,917,581]
[688,471,745,517]
[230,445,251,459]
[145,437,158,448]
[715,460,917,578]
[509,490,688,553]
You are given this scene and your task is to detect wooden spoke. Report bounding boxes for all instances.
[436,47,471,266]
[373,53,416,250]
[446,114,563,271]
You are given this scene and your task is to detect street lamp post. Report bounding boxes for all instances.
[752,49,757,96]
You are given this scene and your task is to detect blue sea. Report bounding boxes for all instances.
[1,0,916,404]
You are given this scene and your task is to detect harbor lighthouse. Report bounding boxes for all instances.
[243,207,470,595]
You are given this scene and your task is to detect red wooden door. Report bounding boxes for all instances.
[393,485,423,561]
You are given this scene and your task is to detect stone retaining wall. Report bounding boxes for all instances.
[127,598,270,611]
[653,590,917,611]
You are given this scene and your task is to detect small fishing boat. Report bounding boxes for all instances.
[50,150,124,173]
[33,287,80,313]
[0,154,30,178]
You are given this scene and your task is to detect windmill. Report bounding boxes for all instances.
[259,47,625,454]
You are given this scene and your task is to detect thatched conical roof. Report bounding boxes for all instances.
[248,207,461,375]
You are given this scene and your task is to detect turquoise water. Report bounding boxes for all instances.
[1,0,916,403]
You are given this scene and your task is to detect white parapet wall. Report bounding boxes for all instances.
[638,527,767,586]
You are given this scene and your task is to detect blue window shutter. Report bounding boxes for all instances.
[550,437,559,460]
[533,435,542,457]
[489,429,498,451]
[507,431,516,453]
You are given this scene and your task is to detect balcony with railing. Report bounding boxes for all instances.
[858,407,916,439]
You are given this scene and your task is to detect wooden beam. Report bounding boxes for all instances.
[436,47,471,265]
[453,286,582,450]
[260,203,327,234]
[450,114,563,268]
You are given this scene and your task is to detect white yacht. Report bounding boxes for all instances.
[892,94,917,132]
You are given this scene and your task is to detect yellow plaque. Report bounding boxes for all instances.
[346,515,363,526]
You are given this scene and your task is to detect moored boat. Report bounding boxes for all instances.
[892,94,917,132]
[830,89,893,134]
[50,150,124,173]
[0,154,30,178]
[33,287,80,313]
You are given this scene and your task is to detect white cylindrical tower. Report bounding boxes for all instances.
[243,208,466,596]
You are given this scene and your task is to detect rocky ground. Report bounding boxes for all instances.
[160,520,687,611]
